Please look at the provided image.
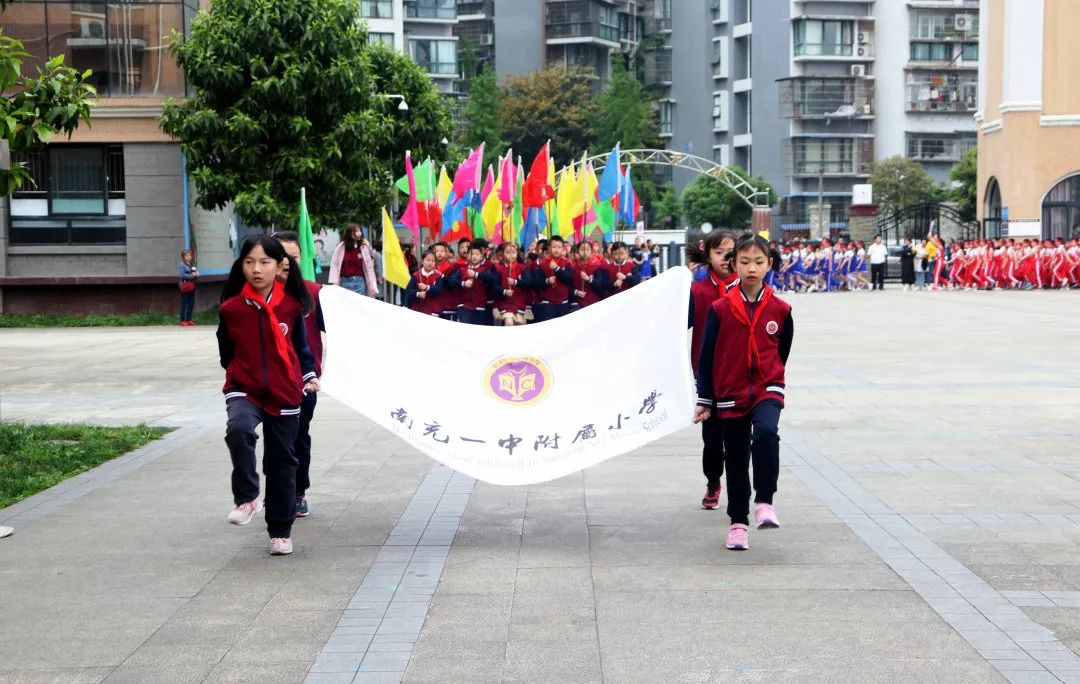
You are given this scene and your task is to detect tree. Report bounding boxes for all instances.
[459,69,504,169]
[949,147,977,221]
[0,1,97,194]
[500,68,598,164]
[592,59,658,153]
[161,0,451,230]
[652,182,680,229]
[869,156,938,218]
[681,168,777,229]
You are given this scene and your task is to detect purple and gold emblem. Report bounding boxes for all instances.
[482,356,553,407]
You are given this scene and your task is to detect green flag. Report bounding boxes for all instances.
[595,200,616,238]
[395,158,435,202]
[297,187,320,281]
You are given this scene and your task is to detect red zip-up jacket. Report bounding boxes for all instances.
[688,271,738,374]
[405,269,445,316]
[303,280,326,377]
[217,290,316,417]
[572,257,610,307]
[437,259,460,315]
[695,285,793,419]
[458,260,498,311]
[607,259,642,292]
[539,256,573,304]
[495,260,528,314]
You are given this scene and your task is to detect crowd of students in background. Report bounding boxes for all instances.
[899,237,1080,291]
[400,236,656,325]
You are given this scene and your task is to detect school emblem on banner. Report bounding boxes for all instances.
[483,356,552,406]
[318,268,695,486]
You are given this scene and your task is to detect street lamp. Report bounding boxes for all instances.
[383,94,409,112]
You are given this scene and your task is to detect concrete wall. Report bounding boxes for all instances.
[494,0,545,78]
[669,1,712,192]
[124,144,185,277]
[750,1,791,197]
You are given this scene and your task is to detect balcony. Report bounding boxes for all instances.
[546,23,619,45]
[406,0,457,21]
[779,77,874,119]
[905,72,977,113]
[906,135,977,162]
[644,50,672,86]
[783,136,875,177]
[409,38,459,78]
[793,17,875,61]
[909,9,979,41]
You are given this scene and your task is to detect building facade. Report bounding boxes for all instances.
[0,0,239,315]
[977,0,1080,241]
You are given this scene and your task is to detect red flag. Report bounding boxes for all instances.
[523,142,554,209]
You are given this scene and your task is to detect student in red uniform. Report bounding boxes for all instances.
[405,250,446,316]
[458,239,499,325]
[272,232,325,519]
[495,242,529,326]
[687,229,737,510]
[534,235,574,322]
[693,233,793,551]
[607,241,642,293]
[433,241,457,321]
[218,235,319,556]
[572,240,611,309]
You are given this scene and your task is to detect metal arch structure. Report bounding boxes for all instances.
[581,149,771,209]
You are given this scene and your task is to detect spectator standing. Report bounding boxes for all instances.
[900,239,916,291]
[914,240,928,290]
[329,224,378,297]
[867,234,888,290]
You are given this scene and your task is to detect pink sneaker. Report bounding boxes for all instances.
[227,497,261,526]
[755,503,780,529]
[726,524,749,550]
[701,483,721,510]
[270,538,293,555]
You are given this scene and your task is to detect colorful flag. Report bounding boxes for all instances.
[297,187,321,280]
[400,151,421,247]
[451,145,484,200]
[395,158,435,202]
[523,142,554,209]
[597,144,621,202]
[381,207,411,289]
[481,165,495,203]
[498,150,516,205]
[436,165,453,209]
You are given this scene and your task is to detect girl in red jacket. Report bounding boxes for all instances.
[687,229,736,511]
[495,242,528,325]
[693,233,793,551]
[218,235,319,556]
[405,250,445,316]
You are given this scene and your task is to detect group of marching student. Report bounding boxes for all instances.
[689,230,794,551]
[216,232,327,556]
[403,236,643,324]
[933,237,1080,291]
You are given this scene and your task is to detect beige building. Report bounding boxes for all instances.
[977,0,1080,241]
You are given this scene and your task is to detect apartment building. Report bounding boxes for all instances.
[363,0,460,94]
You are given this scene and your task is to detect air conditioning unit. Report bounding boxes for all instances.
[79,17,105,39]
[857,32,866,43]
[955,14,973,31]
[479,34,494,46]
[857,47,867,57]
[851,64,867,77]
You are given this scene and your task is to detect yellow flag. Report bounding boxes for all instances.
[436,165,453,209]
[381,207,411,289]
[544,158,557,237]
[481,174,504,234]
[556,167,574,238]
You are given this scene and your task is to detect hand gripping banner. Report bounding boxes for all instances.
[319,268,694,485]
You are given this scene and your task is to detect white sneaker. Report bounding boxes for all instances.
[270,538,293,555]
[227,497,262,526]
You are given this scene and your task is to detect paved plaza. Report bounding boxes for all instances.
[1,288,1079,683]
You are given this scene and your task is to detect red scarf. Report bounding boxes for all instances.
[241,280,297,381]
[726,284,773,372]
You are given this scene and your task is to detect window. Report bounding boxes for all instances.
[8,144,126,245]
[910,10,978,40]
[906,71,978,112]
[3,1,186,98]
[406,0,456,20]
[368,32,396,47]
[655,0,672,30]
[962,43,978,61]
[409,39,458,75]
[659,101,673,135]
[794,19,854,57]
[360,1,393,18]
[1042,175,1080,240]
[712,92,729,131]
[911,42,951,62]
[791,138,854,175]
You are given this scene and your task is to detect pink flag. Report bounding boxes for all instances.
[498,149,515,204]
[451,144,484,199]
[481,165,495,203]
[400,151,421,247]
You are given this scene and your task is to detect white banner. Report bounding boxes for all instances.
[319,267,694,485]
